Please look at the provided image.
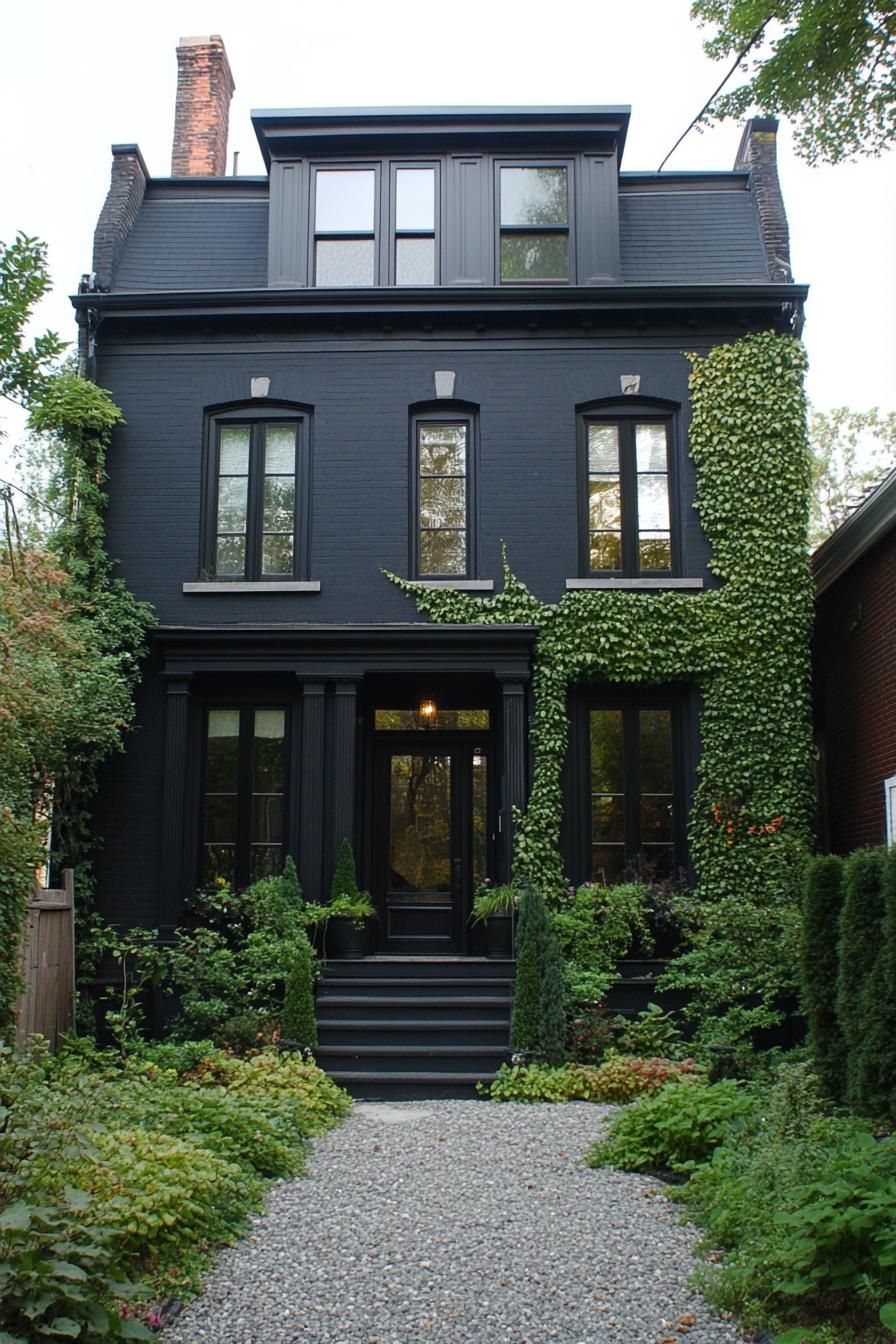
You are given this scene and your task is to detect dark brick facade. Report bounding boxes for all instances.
[815,526,896,852]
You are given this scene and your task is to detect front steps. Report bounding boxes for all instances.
[315,957,514,1100]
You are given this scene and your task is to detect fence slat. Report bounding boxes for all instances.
[15,870,75,1049]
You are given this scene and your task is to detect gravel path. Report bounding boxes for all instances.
[161,1100,749,1344]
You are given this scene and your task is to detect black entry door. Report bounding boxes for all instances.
[373,741,489,954]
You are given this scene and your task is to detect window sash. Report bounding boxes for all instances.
[202,705,288,890]
[497,162,572,284]
[582,418,673,577]
[413,418,474,579]
[589,705,677,884]
[209,418,303,582]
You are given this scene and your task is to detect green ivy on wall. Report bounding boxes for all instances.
[390,331,814,1044]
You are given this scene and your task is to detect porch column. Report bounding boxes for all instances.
[329,679,360,877]
[499,677,528,882]
[298,681,325,904]
[159,676,192,932]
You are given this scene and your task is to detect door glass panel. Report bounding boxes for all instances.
[472,751,488,886]
[388,755,451,897]
[591,710,624,883]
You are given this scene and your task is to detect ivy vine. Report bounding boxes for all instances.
[390,330,814,1044]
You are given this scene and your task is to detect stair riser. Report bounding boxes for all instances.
[335,1079,488,1100]
[318,1025,510,1047]
[316,1050,510,1074]
[318,981,512,1000]
[319,960,514,981]
[315,999,511,1022]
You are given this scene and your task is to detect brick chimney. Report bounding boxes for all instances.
[92,144,149,291]
[171,35,235,177]
[734,117,792,282]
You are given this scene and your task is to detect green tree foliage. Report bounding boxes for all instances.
[853,847,896,1118]
[538,917,567,1066]
[799,854,847,1101]
[692,0,896,164]
[809,405,896,547]
[390,331,814,1049]
[836,847,886,1108]
[0,234,153,1035]
[329,837,361,903]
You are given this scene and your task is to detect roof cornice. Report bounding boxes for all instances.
[813,468,896,594]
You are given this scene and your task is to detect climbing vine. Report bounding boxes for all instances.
[0,235,153,1033]
[390,331,814,1044]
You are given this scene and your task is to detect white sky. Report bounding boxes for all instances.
[1,0,894,477]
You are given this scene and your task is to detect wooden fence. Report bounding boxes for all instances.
[15,870,75,1048]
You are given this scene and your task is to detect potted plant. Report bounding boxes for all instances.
[307,838,374,960]
[470,879,517,959]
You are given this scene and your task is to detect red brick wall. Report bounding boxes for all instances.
[815,527,896,853]
[171,36,234,177]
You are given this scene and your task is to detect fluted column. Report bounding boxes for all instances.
[499,677,528,881]
[298,682,326,904]
[159,677,192,930]
[328,679,360,876]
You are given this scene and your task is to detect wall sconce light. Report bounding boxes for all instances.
[417,698,437,727]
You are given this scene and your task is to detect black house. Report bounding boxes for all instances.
[77,36,805,970]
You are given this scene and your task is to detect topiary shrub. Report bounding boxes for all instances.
[281,938,318,1052]
[836,847,886,1108]
[511,880,545,1054]
[538,914,567,1066]
[799,854,846,1102]
[854,847,896,1119]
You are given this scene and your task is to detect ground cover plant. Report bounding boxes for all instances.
[484,1055,699,1103]
[588,1061,896,1343]
[0,1037,350,1342]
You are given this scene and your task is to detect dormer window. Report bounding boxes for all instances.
[314,167,377,286]
[394,167,436,285]
[498,164,570,282]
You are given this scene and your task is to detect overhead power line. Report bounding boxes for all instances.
[0,475,66,518]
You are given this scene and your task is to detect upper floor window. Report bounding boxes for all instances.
[411,410,477,578]
[579,411,674,576]
[312,163,438,287]
[203,404,311,581]
[499,165,570,282]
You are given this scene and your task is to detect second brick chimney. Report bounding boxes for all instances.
[734,117,792,283]
[171,35,235,177]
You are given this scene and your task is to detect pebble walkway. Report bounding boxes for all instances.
[161,1100,751,1344]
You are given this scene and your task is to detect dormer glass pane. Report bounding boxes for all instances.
[396,237,435,286]
[500,167,567,226]
[396,168,435,230]
[315,238,375,286]
[500,233,568,281]
[315,169,375,231]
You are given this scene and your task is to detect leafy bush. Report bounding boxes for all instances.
[483,1055,698,1104]
[0,1038,350,1332]
[800,855,846,1103]
[167,857,316,1049]
[567,1001,619,1064]
[854,848,896,1121]
[510,882,548,1054]
[679,1062,896,1337]
[586,1077,753,1174]
[281,942,318,1051]
[614,1003,688,1060]
[552,881,652,1009]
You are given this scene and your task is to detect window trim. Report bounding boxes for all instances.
[409,402,479,581]
[570,688,687,886]
[200,401,313,583]
[576,396,681,579]
[886,774,896,847]
[199,701,291,892]
[494,158,575,285]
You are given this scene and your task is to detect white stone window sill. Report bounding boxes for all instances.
[414,579,495,591]
[565,577,704,591]
[183,580,322,594]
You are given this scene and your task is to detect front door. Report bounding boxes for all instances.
[373,741,489,953]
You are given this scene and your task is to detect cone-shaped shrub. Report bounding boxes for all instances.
[330,838,360,901]
[854,847,896,1118]
[511,881,545,1053]
[800,854,846,1102]
[836,847,886,1109]
[281,934,317,1051]
[539,916,567,1066]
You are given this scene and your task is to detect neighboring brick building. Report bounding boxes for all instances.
[814,470,896,853]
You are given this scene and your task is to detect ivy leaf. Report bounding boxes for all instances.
[880,1303,896,1333]
[41,1320,83,1339]
[0,1203,32,1231]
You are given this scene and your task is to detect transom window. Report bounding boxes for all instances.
[413,417,474,578]
[203,406,310,582]
[202,706,288,889]
[499,165,570,282]
[590,706,676,883]
[581,417,673,575]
